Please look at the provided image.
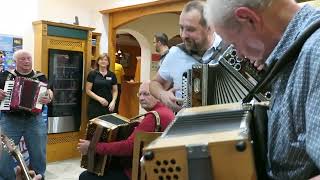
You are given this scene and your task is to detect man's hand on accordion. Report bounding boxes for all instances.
[0,89,6,101]
[77,139,90,155]
[39,89,53,105]
[159,88,182,112]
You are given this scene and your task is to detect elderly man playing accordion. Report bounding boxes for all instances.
[0,49,53,180]
[78,81,175,180]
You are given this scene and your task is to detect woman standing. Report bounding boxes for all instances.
[86,53,118,119]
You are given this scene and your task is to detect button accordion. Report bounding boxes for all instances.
[0,76,47,113]
[143,102,268,180]
[80,111,160,176]
[181,45,270,108]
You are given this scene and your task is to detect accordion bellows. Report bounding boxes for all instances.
[182,46,270,108]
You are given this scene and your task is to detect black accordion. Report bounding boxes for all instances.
[182,45,270,107]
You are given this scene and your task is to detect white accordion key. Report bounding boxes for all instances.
[0,81,14,110]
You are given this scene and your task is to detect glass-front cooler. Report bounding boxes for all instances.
[48,49,83,133]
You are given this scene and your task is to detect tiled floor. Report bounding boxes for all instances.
[46,158,85,180]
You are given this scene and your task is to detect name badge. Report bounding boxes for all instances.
[105,77,112,80]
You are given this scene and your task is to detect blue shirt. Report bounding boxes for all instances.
[265,5,320,179]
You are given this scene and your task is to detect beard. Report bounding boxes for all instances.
[184,39,201,54]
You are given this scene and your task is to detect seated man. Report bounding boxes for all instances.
[78,81,175,180]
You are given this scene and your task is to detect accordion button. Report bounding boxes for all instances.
[144,151,155,161]
[235,141,246,152]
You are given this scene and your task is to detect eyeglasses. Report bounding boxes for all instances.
[137,92,150,97]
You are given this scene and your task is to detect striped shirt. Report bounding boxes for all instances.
[265,5,320,179]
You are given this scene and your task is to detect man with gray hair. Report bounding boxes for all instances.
[207,0,320,179]
[150,1,224,112]
[0,50,53,179]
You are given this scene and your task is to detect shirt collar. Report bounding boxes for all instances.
[212,33,222,50]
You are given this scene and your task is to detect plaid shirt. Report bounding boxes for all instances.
[266,5,320,179]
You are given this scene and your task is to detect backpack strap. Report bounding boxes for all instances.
[130,111,161,132]
[6,70,44,81]
[243,19,320,103]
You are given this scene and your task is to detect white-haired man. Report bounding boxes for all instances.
[0,50,53,179]
[78,81,175,180]
[207,0,320,179]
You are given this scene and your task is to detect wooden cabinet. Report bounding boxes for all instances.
[90,32,101,69]
[33,20,95,162]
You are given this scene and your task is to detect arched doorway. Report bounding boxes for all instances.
[101,0,186,117]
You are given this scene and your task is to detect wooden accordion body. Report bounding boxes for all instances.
[143,102,269,180]
[80,113,139,176]
[182,45,270,108]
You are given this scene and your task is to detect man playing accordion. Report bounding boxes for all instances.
[0,50,53,180]
[78,81,175,180]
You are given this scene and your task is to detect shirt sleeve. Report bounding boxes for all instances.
[87,71,95,83]
[111,72,117,85]
[95,113,156,156]
[0,71,9,89]
[158,47,177,82]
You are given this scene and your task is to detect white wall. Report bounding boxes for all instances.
[120,13,180,54]
[0,0,39,53]
[0,0,112,61]
[37,0,109,53]
[102,0,159,10]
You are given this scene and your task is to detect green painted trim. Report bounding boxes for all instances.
[47,25,88,40]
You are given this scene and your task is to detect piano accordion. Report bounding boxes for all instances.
[143,102,268,180]
[0,76,47,113]
[181,45,270,108]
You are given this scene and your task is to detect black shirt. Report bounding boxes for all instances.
[87,70,117,119]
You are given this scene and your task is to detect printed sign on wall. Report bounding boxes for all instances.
[0,34,23,72]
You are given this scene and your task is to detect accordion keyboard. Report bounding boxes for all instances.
[0,80,14,110]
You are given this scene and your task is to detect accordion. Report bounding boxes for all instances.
[143,102,268,180]
[0,76,47,113]
[182,45,270,107]
[80,112,160,176]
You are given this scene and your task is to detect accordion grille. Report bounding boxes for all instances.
[166,110,248,137]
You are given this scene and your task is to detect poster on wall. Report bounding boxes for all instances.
[0,34,26,167]
[0,34,23,72]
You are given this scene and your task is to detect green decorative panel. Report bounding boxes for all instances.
[47,25,88,40]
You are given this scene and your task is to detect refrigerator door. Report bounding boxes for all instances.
[48,49,83,133]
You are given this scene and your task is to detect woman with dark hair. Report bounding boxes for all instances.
[86,53,118,119]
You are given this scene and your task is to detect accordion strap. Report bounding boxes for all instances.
[176,40,229,64]
[87,125,104,171]
[6,70,44,81]
[130,111,161,132]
